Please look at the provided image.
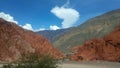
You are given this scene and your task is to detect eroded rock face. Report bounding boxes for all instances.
[0,18,65,62]
[70,25,120,62]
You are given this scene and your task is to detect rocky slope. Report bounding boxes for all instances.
[0,18,65,62]
[70,25,120,62]
[53,9,120,53]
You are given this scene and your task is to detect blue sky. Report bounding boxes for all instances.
[0,0,120,31]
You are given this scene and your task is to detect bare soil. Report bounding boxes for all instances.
[60,61,120,68]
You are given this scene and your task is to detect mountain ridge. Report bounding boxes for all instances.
[36,28,72,43]
[53,9,120,53]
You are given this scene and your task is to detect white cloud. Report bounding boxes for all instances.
[37,28,46,31]
[50,25,60,30]
[22,23,33,31]
[22,24,46,31]
[0,12,18,24]
[63,0,70,7]
[34,28,46,31]
[0,12,33,30]
[51,0,80,28]
[0,12,46,31]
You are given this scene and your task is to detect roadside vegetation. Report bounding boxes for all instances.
[2,54,60,68]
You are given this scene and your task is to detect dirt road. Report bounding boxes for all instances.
[60,61,120,68]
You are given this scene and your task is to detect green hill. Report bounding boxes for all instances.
[53,9,120,53]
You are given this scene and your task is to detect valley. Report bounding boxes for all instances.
[0,1,120,68]
[37,9,120,54]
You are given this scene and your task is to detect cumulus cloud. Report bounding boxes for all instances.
[37,28,46,31]
[20,23,47,31]
[21,23,46,31]
[0,12,18,24]
[0,12,46,31]
[51,1,80,28]
[34,28,46,31]
[22,23,34,31]
[50,25,60,30]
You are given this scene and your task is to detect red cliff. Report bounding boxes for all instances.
[0,18,65,62]
[70,25,120,62]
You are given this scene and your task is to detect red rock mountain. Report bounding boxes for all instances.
[70,25,120,62]
[0,18,65,62]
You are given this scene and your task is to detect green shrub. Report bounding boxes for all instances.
[2,54,60,68]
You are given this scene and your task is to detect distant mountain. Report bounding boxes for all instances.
[53,9,120,53]
[70,25,120,62]
[36,28,72,43]
[0,18,65,62]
